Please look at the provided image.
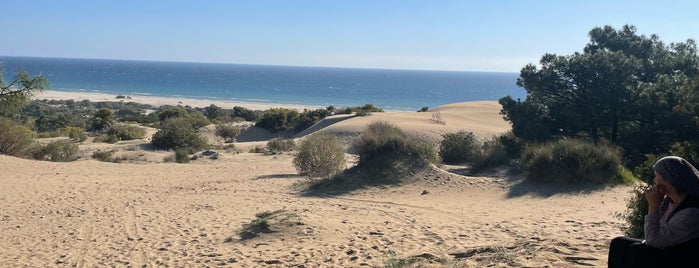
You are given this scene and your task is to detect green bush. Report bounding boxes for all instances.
[267,138,295,154]
[90,107,115,131]
[293,133,346,179]
[94,134,119,144]
[353,121,437,173]
[107,123,146,141]
[498,131,523,158]
[255,108,300,133]
[65,126,87,142]
[439,130,480,164]
[0,118,35,156]
[92,150,115,162]
[175,149,190,163]
[616,184,650,238]
[470,135,510,174]
[520,139,624,184]
[151,118,208,153]
[215,124,244,142]
[32,140,79,162]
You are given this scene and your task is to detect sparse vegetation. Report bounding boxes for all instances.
[267,138,295,154]
[293,133,346,179]
[92,150,115,162]
[31,140,79,162]
[175,149,190,163]
[151,118,207,153]
[107,123,146,141]
[520,139,627,184]
[351,121,437,181]
[238,210,302,240]
[0,117,35,156]
[215,124,244,142]
[439,130,479,164]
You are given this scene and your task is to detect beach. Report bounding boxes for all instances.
[34,90,325,111]
[1,91,634,267]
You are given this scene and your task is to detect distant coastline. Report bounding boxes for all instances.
[3,56,524,112]
[33,90,326,112]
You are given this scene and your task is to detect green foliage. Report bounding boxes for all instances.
[497,131,523,158]
[255,108,300,133]
[107,123,146,141]
[0,117,35,156]
[500,25,699,168]
[204,104,224,120]
[91,150,115,162]
[65,126,87,142]
[520,139,623,184]
[438,131,480,164]
[352,121,437,179]
[174,149,190,163]
[616,184,650,238]
[293,133,346,179]
[151,118,208,153]
[157,107,189,121]
[91,107,115,131]
[215,124,244,142]
[267,138,295,154]
[31,140,79,162]
[232,106,262,121]
[93,134,119,144]
[0,67,48,117]
[293,108,332,132]
[349,103,384,114]
[470,135,511,174]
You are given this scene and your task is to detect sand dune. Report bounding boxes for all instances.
[1,92,633,267]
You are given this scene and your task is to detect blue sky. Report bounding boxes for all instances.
[2,0,698,72]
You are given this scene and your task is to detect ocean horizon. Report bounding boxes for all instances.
[0,56,525,111]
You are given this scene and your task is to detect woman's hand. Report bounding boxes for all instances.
[645,185,664,215]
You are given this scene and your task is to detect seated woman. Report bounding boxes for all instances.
[608,156,699,268]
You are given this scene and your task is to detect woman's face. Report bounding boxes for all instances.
[654,171,672,195]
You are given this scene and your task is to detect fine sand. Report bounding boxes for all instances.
[0,91,634,267]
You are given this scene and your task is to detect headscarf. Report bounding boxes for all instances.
[653,156,699,196]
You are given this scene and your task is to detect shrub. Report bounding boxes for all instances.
[616,184,650,238]
[107,123,146,141]
[94,134,119,144]
[439,130,480,164]
[92,150,115,162]
[520,139,623,184]
[267,138,295,154]
[470,135,510,174]
[498,131,523,158]
[255,108,300,133]
[215,124,244,142]
[151,118,207,153]
[90,107,115,131]
[65,126,87,142]
[175,149,190,163]
[0,118,35,156]
[32,140,79,162]
[353,121,437,171]
[293,133,346,179]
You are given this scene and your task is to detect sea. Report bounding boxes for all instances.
[0,56,525,112]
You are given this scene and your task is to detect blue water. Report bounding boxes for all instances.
[0,56,524,111]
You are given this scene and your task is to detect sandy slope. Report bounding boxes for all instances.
[0,98,634,267]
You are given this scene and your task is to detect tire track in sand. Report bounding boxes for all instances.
[71,186,95,268]
[125,202,148,267]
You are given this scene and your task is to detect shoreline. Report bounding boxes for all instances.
[33,90,326,111]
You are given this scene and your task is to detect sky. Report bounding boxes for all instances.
[2,0,698,72]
